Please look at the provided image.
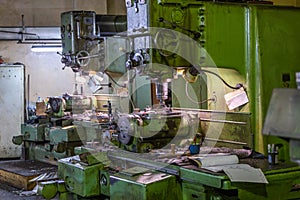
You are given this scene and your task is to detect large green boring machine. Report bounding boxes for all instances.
[14,1,300,199]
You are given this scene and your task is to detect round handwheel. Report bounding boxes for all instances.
[154,29,180,57]
[117,116,134,145]
[76,50,90,67]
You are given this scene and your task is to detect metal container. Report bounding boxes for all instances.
[110,169,181,200]
[0,64,24,158]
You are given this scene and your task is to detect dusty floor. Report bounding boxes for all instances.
[0,182,58,200]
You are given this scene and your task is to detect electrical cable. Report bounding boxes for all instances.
[185,82,215,105]
[103,71,136,110]
[104,71,126,88]
[199,68,243,90]
[128,95,136,110]
[158,17,201,38]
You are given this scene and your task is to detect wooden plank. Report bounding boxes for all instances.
[0,160,57,190]
[0,169,36,190]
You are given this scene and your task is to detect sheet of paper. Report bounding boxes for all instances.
[224,87,249,110]
[201,163,246,173]
[203,163,268,184]
[224,165,269,184]
[189,154,268,184]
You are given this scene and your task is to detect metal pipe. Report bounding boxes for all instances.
[26,74,30,122]
[96,15,127,36]
[21,14,25,42]
[0,30,36,36]
[0,27,60,40]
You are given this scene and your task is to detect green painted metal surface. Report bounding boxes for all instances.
[131,0,300,155]
[131,75,152,109]
[100,170,110,197]
[203,2,300,154]
[58,156,104,197]
[21,123,47,142]
[20,123,83,163]
[172,74,208,109]
[45,2,300,199]
[180,164,300,199]
[48,126,80,144]
[122,2,300,199]
[234,166,300,199]
[180,167,227,188]
[37,181,58,200]
[182,181,238,200]
[110,169,181,200]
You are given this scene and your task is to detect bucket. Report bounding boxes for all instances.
[189,144,200,155]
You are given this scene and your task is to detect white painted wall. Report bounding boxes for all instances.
[0,41,75,102]
[107,0,126,15]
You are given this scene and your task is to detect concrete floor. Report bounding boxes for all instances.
[0,182,53,200]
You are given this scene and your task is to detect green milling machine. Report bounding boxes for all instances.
[13,1,300,199]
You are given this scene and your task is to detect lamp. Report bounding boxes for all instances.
[31,45,62,52]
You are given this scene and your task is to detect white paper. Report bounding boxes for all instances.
[190,154,268,184]
[224,165,269,184]
[202,163,242,173]
[224,87,249,110]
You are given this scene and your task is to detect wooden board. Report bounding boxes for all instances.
[0,160,57,190]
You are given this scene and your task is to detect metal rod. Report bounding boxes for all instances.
[77,54,101,59]
[204,137,247,145]
[200,118,247,125]
[26,74,30,122]
[0,30,36,36]
[21,14,25,42]
[18,40,61,44]
[172,107,248,124]
[108,151,179,176]
[173,107,250,115]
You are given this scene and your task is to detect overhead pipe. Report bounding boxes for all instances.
[0,27,61,41]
